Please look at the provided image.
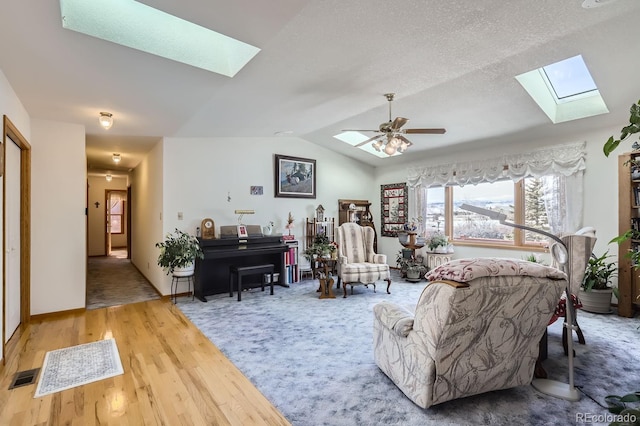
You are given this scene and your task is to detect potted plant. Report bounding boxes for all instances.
[156,228,204,276]
[396,251,427,280]
[427,232,449,253]
[304,232,336,261]
[579,251,618,314]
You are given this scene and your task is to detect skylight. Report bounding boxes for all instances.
[542,55,597,99]
[333,131,401,158]
[59,0,260,77]
[515,54,608,123]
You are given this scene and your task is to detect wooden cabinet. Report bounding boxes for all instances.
[617,152,640,317]
[338,199,377,251]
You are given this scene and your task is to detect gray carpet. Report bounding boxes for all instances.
[87,250,160,310]
[178,276,640,426]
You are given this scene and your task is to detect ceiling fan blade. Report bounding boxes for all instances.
[354,134,384,148]
[341,129,380,133]
[390,117,409,130]
[404,128,447,134]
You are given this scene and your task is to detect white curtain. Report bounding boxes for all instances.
[406,142,586,235]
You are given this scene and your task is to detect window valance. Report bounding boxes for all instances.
[407,142,586,188]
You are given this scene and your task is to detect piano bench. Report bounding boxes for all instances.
[229,264,275,301]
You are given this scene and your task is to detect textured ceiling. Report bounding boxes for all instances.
[1,0,639,172]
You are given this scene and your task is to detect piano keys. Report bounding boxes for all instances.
[194,235,288,302]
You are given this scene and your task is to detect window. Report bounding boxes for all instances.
[108,192,125,234]
[423,177,551,249]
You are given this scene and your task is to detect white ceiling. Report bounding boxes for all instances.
[1,0,639,173]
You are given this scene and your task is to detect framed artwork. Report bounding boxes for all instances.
[250,185,263,195]
[237,225,249,238]
[381,182,408,237]
[274,154,316,198]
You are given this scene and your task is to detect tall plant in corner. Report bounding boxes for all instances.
[602,99,640,426]
[603,99,640,158]
[605,99,640,266]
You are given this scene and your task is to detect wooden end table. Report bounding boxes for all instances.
[312,258,336,299]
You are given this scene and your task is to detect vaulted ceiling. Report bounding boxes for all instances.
[1,0,639,174]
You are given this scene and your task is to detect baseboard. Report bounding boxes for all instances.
[30,307,86,321]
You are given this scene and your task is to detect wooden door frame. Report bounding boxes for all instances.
[2,115,31,363]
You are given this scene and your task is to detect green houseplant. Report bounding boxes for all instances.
[579,251,617,314]
[303,232,336,261]
[156,228,204,275]
[395,250,427,280]
[427,232,449,253]
[603,99,640,158]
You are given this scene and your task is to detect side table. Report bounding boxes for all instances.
[312,258,336,299]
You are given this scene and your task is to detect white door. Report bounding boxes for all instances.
[5,137,21,341]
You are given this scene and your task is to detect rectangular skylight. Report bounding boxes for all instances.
[334,131,401,158]
[542,55,597,99]
[59,0,260,77]
[516,54,608,124]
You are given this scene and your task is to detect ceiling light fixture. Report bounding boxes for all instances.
[374,135,412,156]
[112,153,121,164]
[105,174,113,182]
[99,112,113,130]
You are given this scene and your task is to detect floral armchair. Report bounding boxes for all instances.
[373,258,566,408]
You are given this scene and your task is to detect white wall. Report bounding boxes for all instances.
[130,140,164,291]
[30,119,86,315]
[154,136,376,295]
[87,175,128,256]
[374,132,621,268]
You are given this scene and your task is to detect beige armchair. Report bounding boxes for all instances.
[336,223,391,298]
[373,258,566,408]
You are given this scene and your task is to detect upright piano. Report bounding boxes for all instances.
[194,235,288,302]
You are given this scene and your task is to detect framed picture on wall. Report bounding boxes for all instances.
[381,182,408,237]
[274,154,316,198]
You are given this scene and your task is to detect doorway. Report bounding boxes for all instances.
[86,178,159,309]
[105,189,127,257]
[2,116,31,361]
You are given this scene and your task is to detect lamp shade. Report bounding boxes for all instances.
[99,112,113,130]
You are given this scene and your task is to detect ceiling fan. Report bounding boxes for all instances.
[345,93,446,155]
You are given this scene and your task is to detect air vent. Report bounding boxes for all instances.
[8,368,39,390]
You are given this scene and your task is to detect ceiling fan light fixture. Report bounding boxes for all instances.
[99,112,113,130]
[372,140,384,151]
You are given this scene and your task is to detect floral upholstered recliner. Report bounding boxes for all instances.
[373,258,566,408]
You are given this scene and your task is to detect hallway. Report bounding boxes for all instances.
[87,249,161,310]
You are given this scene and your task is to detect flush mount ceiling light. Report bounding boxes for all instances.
[105,174,113,182]
[60,0,260,77]
[99,112,113,130]
[112,153,121,163]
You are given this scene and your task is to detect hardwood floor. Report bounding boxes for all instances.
[0,299,291,425]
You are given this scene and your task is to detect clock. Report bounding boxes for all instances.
[201,218,216,239]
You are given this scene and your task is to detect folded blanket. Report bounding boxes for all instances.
[426,257,566,282]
